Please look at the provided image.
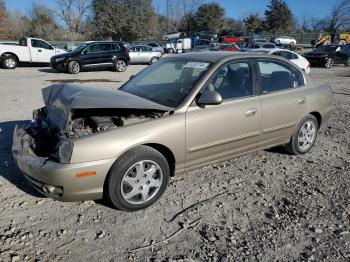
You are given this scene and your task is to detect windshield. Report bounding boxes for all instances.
[120,59,212,108]
[72,43,88,53]
[315,45,337,53]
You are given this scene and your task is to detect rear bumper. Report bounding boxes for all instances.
[12,126,115,201]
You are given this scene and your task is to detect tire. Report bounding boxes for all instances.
[1,55,18,69]
[167,48,174,54]
[276,40,280,44]
[339,40,347,45]
[115,59,127,72]
[324,57,334,68]
[284,114,318,155]
[290,41,296,46]
[324,40,331,45]
[67,61,80,74]
[105,145,170,211]
[149,56,159,64]
[345,58,350,67]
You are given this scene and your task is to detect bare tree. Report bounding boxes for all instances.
[325,0,350,32]
[55,0,90,33]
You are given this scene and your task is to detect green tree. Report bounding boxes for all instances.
[244,14,263,34]
[194,2,225,32]
[264,0,294,34]
[92,0,156,41]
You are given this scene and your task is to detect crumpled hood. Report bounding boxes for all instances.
[42,84,173,131]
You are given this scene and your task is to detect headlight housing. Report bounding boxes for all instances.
[55,57,66,63]
[51,137,74,163]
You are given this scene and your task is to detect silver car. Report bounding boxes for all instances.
[129,45,162,64]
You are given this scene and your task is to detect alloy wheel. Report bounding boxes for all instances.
[120,160,163,205]
[116,60,126,72]
[297,120,316,151]
[5,58,16,68]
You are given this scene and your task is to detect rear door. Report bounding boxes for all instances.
[139,46,152,63]
[30,39,56,63]
[257,59,307,148]
[98,43,115,67]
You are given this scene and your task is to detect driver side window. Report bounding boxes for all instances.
[202,62,254,101]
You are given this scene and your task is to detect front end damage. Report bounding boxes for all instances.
[12,84,173,201]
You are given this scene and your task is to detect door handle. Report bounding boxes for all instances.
[246,108,257,117]
[298,97,306,104]
[38,49,42,52]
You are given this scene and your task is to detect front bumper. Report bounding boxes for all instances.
[12,126,115,201]
[50,61,66,71]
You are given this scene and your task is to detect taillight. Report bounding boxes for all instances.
[124,50,129,56]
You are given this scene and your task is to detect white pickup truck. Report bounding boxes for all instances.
[0,37,66,69]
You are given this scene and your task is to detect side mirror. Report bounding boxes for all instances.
[197,91,222,106]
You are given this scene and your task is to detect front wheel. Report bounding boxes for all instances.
[67,61,80,74]
[115,59,127,72]
[324,58,334,68]
[149,56,159,64]
[345,58,350,67]
[105,146,170,211]
[2,55,18,69]
[285,114,318,155]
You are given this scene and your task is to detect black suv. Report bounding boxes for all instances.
[50,41,130,74]
[303,44,350,68]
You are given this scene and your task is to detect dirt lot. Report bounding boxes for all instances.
[0,63,349,262]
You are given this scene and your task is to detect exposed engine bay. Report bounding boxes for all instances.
[25,107,167,163]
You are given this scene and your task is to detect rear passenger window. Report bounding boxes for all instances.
[280,51,293,60]
[99,43,112,52]
[258,61,304,94]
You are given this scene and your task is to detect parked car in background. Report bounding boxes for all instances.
[50,41,130,74]
[195,31,218,41]
[128,45,162,64]
[274,36,297,46]
[13,52,332,211]
[162,32,183,40]
[0,37,66,69]
[250,48,311,73]
[145,42,165,54]
[303,44,350,68]
[250,43,277,49]
[219,35,242,44]
[214,43,240,52]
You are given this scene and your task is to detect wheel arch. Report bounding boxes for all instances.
[1,52,19,61]
[143,143,176,177]
[309,111,322,129]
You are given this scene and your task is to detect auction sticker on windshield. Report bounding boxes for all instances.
[184,62,210,69]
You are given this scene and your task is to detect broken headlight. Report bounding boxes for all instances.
[51,137,74,164]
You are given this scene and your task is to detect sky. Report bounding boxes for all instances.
[4,0,337,21]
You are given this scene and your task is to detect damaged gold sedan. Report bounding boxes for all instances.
[12,52,333,211]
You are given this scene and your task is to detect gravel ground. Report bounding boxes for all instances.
[0,63,349,262]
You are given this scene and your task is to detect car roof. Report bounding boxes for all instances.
[166,51,285,63]
[84,41,122,44]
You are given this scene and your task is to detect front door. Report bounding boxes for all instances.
[185,61,261,169]
[81,43,102,67]
[30,39,56,63]
[257,59,307,148]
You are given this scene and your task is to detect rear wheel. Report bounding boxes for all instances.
[67,61,80,74]
[105,146,170,211]
[339,39,347,45]
[285,114,318,155]
[2,55,18,69]
[149,56,159,64]
[115,59,127,72]
[167,48,174,53]
[324,58,334,68]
